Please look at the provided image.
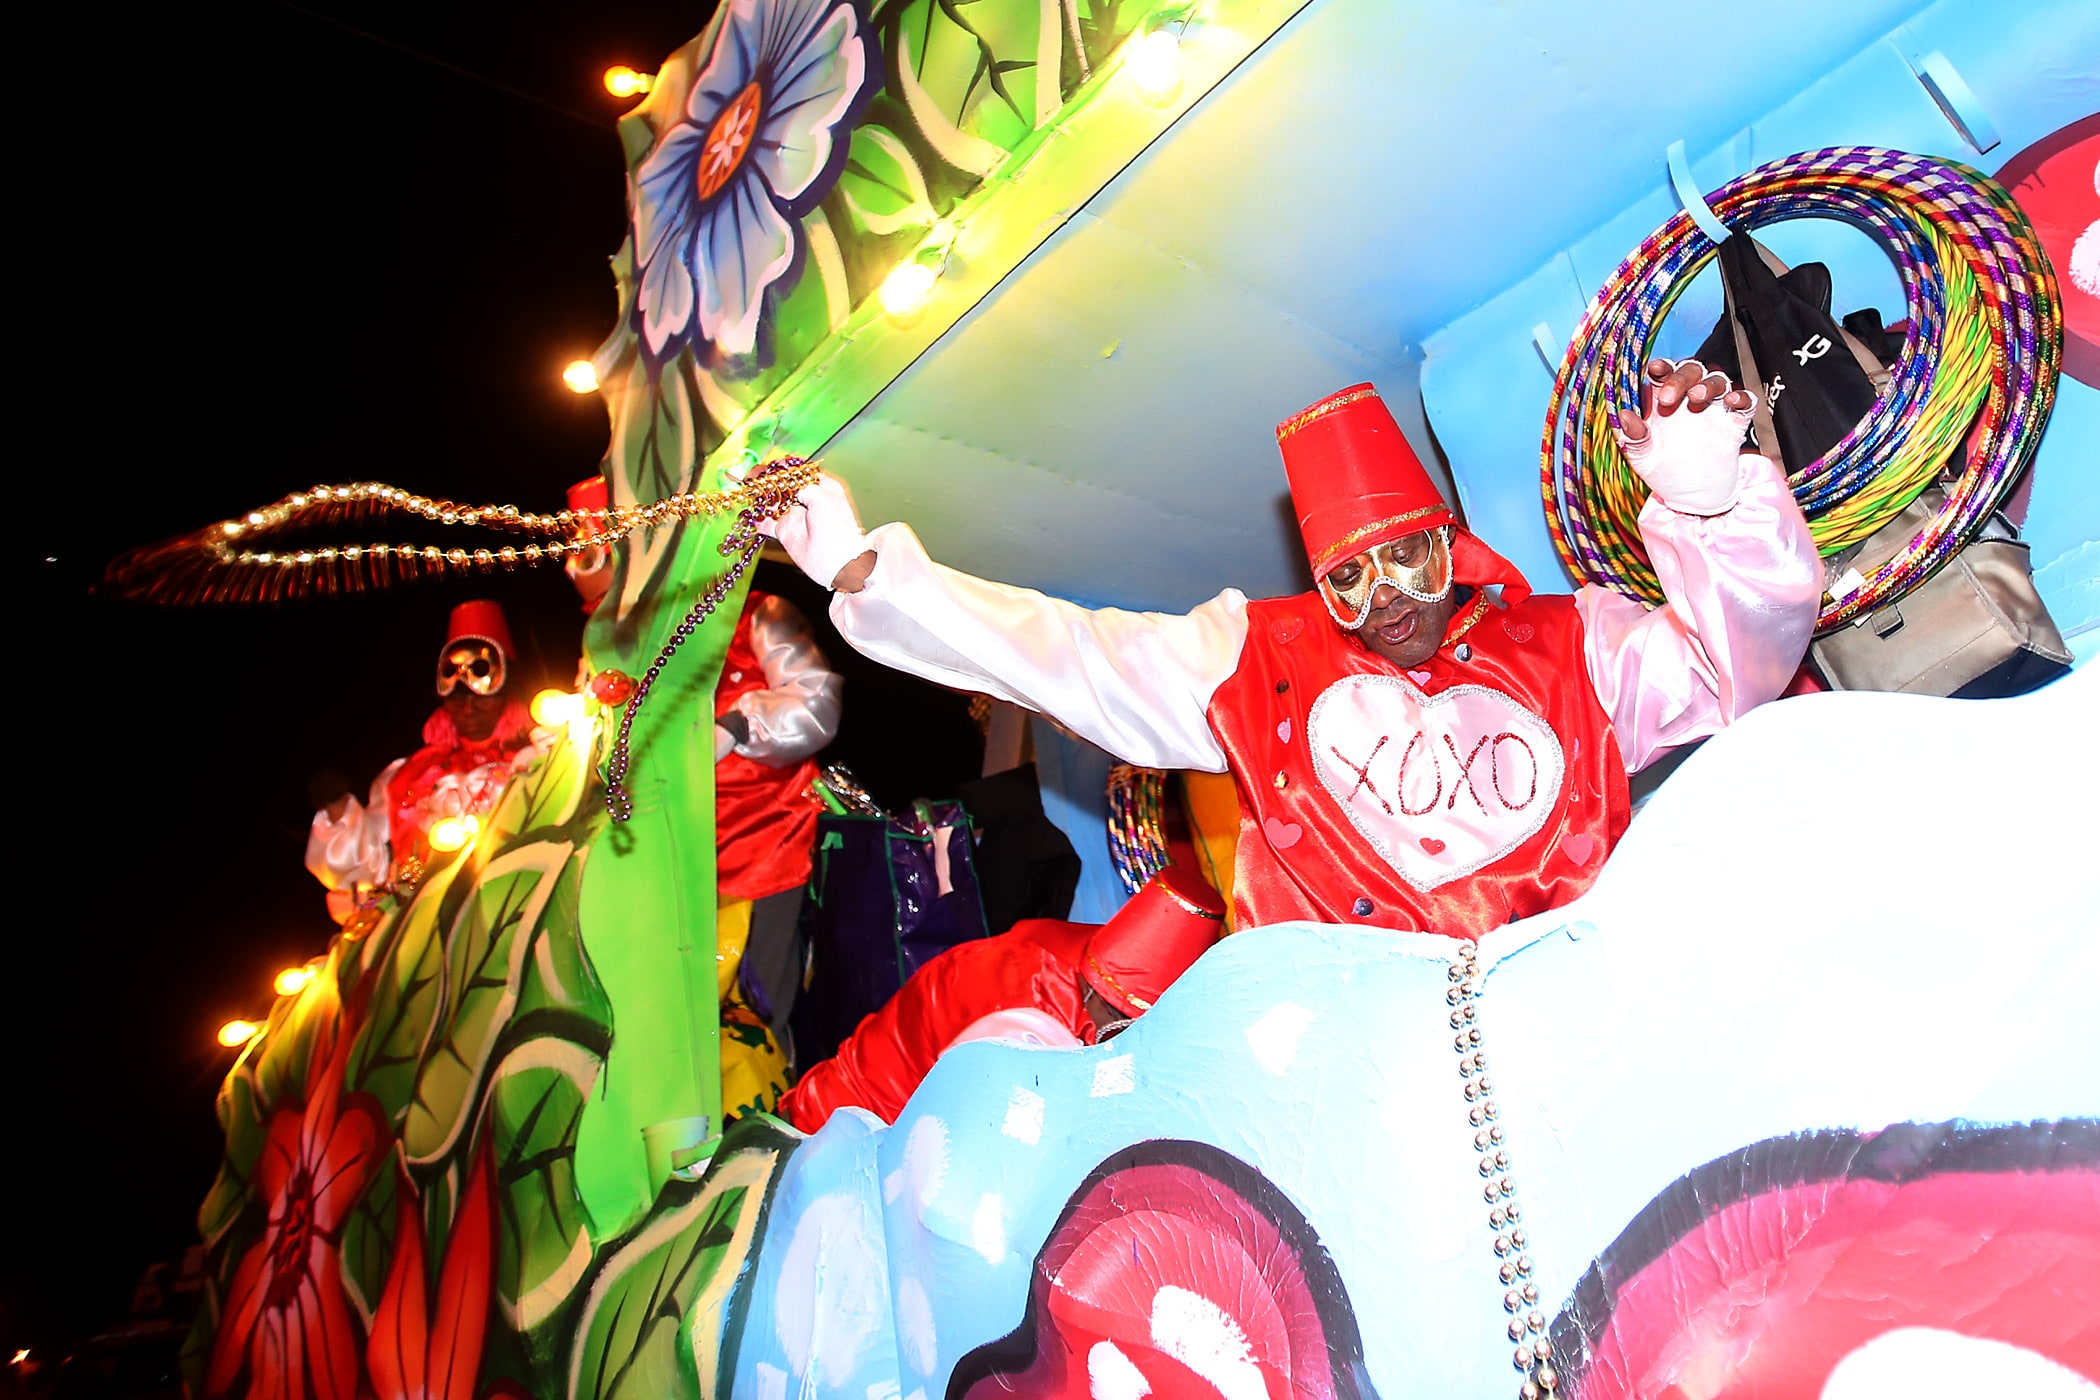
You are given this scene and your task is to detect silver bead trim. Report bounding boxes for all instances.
[1449,941,1558,1400]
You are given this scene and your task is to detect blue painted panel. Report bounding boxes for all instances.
[1424,0,2100,634]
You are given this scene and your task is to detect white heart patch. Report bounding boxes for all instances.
[1307,674,1564,891]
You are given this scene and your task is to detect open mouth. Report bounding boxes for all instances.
[1372,609,1419,647]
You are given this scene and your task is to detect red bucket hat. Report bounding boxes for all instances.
[1081,867,1227,1018]
[1277,384,1534,605]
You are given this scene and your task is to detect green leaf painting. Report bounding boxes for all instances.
[348,861,457,1117]
[404,840,576,1166]
[490,1040,602,1338]
[567,1131,794,1400]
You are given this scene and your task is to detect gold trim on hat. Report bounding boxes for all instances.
[1085,954,1152,1013]
[1153,881,1224,920]
[1310,505,1449,576]
[1276,387,1380,442]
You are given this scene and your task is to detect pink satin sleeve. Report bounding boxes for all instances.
[1576,454,1821,773]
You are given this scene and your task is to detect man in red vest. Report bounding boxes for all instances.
[567,476,840,910]
[306,600,550,917]
[779,868,1226,1132]
[763,361,1821,938]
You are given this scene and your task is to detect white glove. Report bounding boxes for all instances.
[759,473,872,589]
[1614,359,1758,516]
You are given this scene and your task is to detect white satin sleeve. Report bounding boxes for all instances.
[731,594,844,766]
[828,521,1246,772]
[1577,453,1822,772]
[304,760,403,890]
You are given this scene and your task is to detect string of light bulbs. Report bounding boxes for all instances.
[1541,146,2061,632]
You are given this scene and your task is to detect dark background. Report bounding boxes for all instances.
[9,0,981,1362]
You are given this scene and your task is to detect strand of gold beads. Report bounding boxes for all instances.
[207,462,823,575]
[1449,939,1559,1400]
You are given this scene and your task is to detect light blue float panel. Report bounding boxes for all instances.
[729,672,2100,1398]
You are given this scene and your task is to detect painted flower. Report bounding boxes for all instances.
[631,0,878,363]
[366,1144,493,1400]
[206,1024,387,1400]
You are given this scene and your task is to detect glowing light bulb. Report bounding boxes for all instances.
[273,965,317,997]
[218,1019,262,1049]
[603,66,654,98]
[1127,29,1183,105]
[427,814,479,852]
[879,261,940,318]
[562,359,600,394]
[531,688,585,726]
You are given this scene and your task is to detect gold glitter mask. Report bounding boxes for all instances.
[1318,527,1452,629]
[436,641,506,697]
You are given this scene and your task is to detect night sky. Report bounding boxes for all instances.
[11,0,980,1353]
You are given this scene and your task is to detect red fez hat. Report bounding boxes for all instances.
[1277,384,1536,605]
[1080,866,1227,1018]
[1277,384,1455,579]
[443,599,517,664]
[566,475,609,536]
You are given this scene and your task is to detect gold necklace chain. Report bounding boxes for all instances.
[205,461,822,573]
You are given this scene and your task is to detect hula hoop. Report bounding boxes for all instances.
[1541,146,2062,631]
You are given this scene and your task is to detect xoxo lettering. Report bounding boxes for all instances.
[1309,675,1565,891]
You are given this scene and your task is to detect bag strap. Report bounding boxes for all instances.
[1720,260,1784,467]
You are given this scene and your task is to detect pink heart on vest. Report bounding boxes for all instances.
[1503,619,1535,644]
[1277,718,1292,744]
[1561,833,1597,866]
[1262,816,1303,849]
[1272,617,1304,644]
[1408,669,1433,685]
[1308,673,1565,892]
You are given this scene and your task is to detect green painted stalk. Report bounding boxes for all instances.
[572,509,748,1237]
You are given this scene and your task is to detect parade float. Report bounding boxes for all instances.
[107,0,2099,1396]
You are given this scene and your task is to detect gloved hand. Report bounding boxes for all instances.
[1613,358,1759,516]
[714,709,751,764]
[758,473,877,591]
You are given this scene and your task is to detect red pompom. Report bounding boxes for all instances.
[589,669,636,706]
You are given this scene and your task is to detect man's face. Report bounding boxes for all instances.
[1081,983,1135,1043]
[1324,530,1459,667]
[443,683,508,741]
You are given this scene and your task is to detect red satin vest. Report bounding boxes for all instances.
[714,592,824,902]
[1206,590,1629,938]
[386,701,536,853]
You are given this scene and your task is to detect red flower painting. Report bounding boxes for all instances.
[206,1024,387,1400]
[367,1141,496,1400]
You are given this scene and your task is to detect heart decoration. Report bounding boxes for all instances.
[1271,617,1305,644]
[1408,669,1433,686]
[1561,833,1597,866]
[1262,816,1303,849]
[1277,718,1292,744]
[1503,619,1535,644]
[1307,673,1565,891]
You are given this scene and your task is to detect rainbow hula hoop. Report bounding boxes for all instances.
[1541,146,2062,632]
